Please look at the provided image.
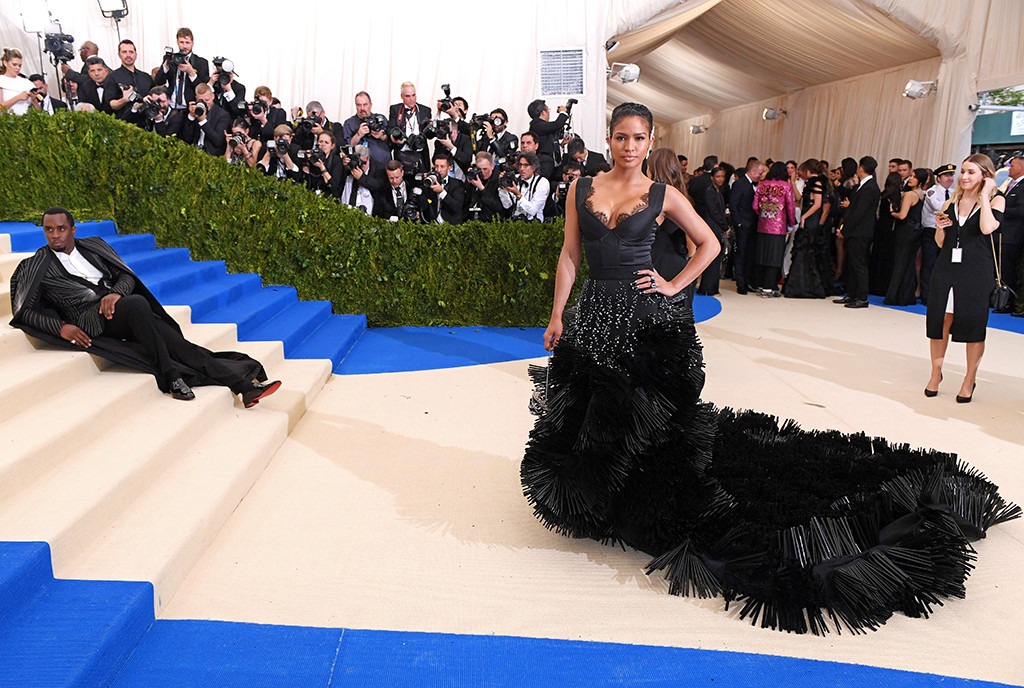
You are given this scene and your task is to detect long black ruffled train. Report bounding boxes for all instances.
[522,280,1020,635]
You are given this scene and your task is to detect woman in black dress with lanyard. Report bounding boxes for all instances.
[925,154,1005,402]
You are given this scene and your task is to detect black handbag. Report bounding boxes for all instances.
[990,233,1017,311]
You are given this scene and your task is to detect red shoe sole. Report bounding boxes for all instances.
[244,380,282,408]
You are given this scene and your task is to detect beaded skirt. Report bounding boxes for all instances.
[522,278,1020,634]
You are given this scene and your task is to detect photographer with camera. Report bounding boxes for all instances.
[341,91,392,167]
[246,86,287,143]
[290,101,336,150]
[338,145,376,215]
[0,49,41,115]
[527,98,570,181]
[430,114,473,180]
[374,160,418,221]
[224,117,262,168]
[209,57,247,119]
[476,108,519,160]
[388,82,432,174]
[131,85,178,136]
[548,159,582,219]
[59,40,98,89]
[109,40,154,127]
[28,74,67,114]
[178,83,230,156]
[420,152,466,225]
[465,151,509,222]
[154,27,210,113]
[302,130,344,197]
[78,56,117,115]
[499,151,549,222]
[258,124,302,182]
[565,136,609,177]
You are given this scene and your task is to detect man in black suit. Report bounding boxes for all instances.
[28,75,67,113]
[78,57,117,114]
[476,109,518,161]
[210,60,247,120]
[177,83,231,156]
[465,151,510,222]
[527,99,569,181]
[687,155,719,220]
[10,208,280,406]
[421,153,466,225]
[835,155,880,309]
[109,40,154,127]
[565,137,610,177]
[154,27,210,114]
[1000,155,1024,316]
[59,40,99,89]
[374,160,414,221]
[728,158,763,294]
[388,82,432,175]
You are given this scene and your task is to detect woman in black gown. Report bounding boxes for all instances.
[885,168,928,306]
[925,154,1006,402]
[784,159,831,298]
[647,148,697,302]
[523,104,1019,635]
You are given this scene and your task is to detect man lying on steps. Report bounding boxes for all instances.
[9,207,281,406]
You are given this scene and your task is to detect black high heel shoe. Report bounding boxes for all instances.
[956,383,976,404]
[924,372,942,397]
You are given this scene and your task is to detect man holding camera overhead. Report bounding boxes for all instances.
[109,40,153,127]
[154,27,209,112]
[527,98,570,181]
[341,91,392,167]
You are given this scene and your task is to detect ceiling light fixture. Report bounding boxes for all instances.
[689,125,708,134]
[762,107,786,121]
[607,62,640,84]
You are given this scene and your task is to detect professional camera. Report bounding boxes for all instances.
[248,99,265,116]
[142,99,164,120]
[362,113,388,132]
[119,83,141,103]
[469,113,489,130]
[465,165,481,182]
[565,97,578,114]
[273,136,290,155]
[438,83,453,113]
[402,186,424,221]
[43,33,75,63]
[229,132,248,149]
[163,47,189,68]
[295,116,321,136]
[193,101,207,118]
[211,57,234,86]
[422,173,440,189]
[422,117,452,140]
[296,148,326,170]
[340,145,363,170]
[495,156,518,189]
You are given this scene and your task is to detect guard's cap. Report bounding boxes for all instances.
[933,163,956,177]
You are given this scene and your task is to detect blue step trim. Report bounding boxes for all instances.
[121,247,192,274]
[105,233,157,256]
[243,300,333,354]
[198,286,297,339]
[161,273,265,320]
[6,220,117,252]
[0,542,51,620]
[292,314,368,364]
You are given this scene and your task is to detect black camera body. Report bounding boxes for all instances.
[248,100,265,116]
[438,83,453,113]
[362,113,388,132]
[465,165,482,181]
[193,101,207,118]
[119,84,141,103]
[295,116,322,136]
[422,173,440,189]
[229,133,248,149]
[340,145,363,170]
[142,99,164,120]
[43,33,75,63]
[402,186,424,221]
[274,136,290,155]
[164,48,189,68]
[422,118,452,140]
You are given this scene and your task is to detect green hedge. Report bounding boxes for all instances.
[0,110,572,326]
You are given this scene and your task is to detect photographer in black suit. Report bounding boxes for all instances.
[108,40,153,126]
[835,155,880,309]
[420,153,466,224]
[246,86,287,143]
[388,82,432,175]
[258,124,302,182]
[177,83,231,156]
[28,75,67,113]
[476,109,518,161]
[465,151,509,222]
[154,27,210,113]
[565,136,609,177]
[209,58,247,119]
[549,160,582,219]
[1000,155,1024,315]
[527,99,569,181]
[374,161,414,221]
[131,86,182,137]
[341,91,392,166]
[78,57,117,115]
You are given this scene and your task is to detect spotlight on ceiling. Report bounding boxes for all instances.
[605,40,619,53]
[607,62,640,84]
[689,125,708,135]
[902,80,937,99]
[97,0,128,21]
[761,107,787,121]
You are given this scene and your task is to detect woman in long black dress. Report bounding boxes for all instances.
[925,154,1005,402]
[870,172,902,296]
[647,148,696,302]
[885,168,928,306]
[523,104,1019,635]
[784,159,831,298]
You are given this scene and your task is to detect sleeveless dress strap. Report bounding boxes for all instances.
[650,182,667,215]
[574,176,594,212]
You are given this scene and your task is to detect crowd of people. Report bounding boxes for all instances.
[0,31,609,226]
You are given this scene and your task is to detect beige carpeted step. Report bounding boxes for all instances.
[61,409,287,612]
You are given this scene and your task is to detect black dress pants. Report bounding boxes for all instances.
[733,224,757,290]
[919,228,939,305]
[102,294,250,393]
[1000,241,1023,311]
[844,236,872,301]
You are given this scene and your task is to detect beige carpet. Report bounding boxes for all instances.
[163,292,1024,686]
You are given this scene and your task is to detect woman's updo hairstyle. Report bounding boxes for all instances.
[608,102,654,135]
[1,47,23,75]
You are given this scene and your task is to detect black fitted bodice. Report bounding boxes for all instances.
[576,177,666,278]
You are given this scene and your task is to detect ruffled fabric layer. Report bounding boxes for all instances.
[522,280,1020,635]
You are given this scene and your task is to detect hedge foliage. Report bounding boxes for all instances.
[0,110,574,326]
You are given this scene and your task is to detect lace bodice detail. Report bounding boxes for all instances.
[575,177,666,273]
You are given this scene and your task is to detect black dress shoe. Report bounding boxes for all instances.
[844,299,869,309]
[956,383,976,404]
[737,286,749,295]
[242,380,282,408]
[833,296,850,304]
[168,378,195,401]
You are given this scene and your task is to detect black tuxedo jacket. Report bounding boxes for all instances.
[177,103,232,156]
[421,177,466,224]
[78,77,118,114]
[214,80,248,119]
[1001,177,1024,244]
[154,53,211,106]
[387,102,432,139]
[688,174,713,220]
[729,176,758,234]
[478,130,519,161]
[432,132,473,172]
[529,113,568,158]
[467,174,508,221]
[374,183,411,220]
[843,177,881,239]
[580,151,610,177]
[48,96,68,111]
